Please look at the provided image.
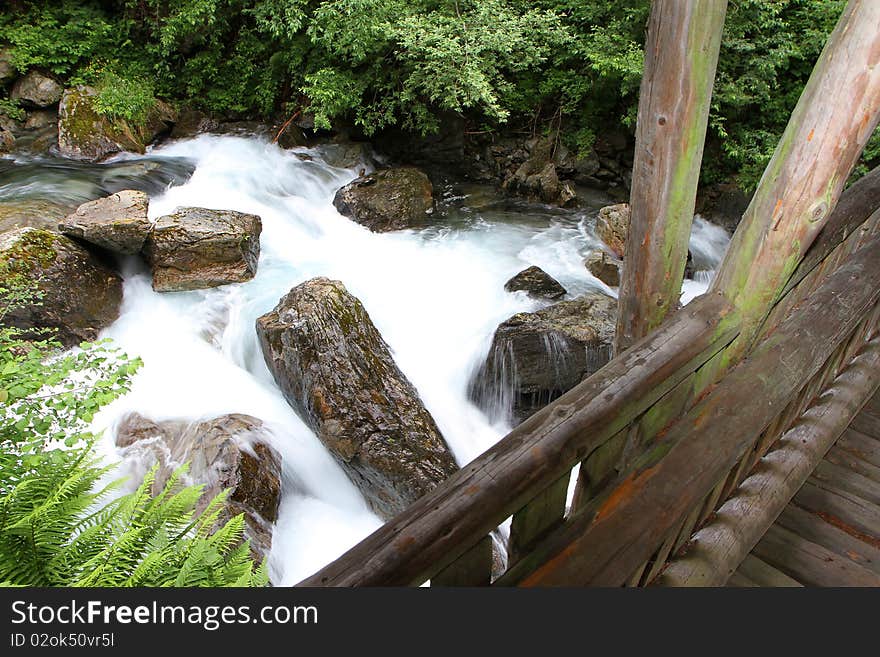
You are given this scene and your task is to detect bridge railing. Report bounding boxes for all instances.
[299,170,880,588]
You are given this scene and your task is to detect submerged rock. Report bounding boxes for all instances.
[504,266,566,300]
[596,203,630,258]
[0,199,76,235]
[0,228,123,347]
[11,71,62,108]
[57,86,177,161]
[143,207,262,292]
[59,190,151,255]
[115,412,282,561]
[256,277,458,518]
[584,250,621,287]
[471,292,616,424]
[333,167,434,232]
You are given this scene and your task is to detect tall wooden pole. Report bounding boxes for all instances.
[615,0,727,353]
[710,0,880,356]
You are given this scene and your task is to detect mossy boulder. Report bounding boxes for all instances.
[0,228,123,347]
[471,292,617,424]
[57,86,177,161]
[115,412,282,561]
[59,190,151,255]
[333,167,434,232]
[143,207,262,292]
[504,265,567,300]
[256,277,459,519]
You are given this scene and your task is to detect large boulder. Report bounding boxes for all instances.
[584,250,621,287]
[315,141,377,170]
[57,86,177,161]
[0,228,123,347]
[504,266,566,300]
[143,207,262,292]
[256,277,458,518]
[10,71,62,108]
[596,203,630,258]
[59,190,151,255]
[0,128,13,153]
[115,412,282,561]
[471,292,616,424]
[502,136,578,206]
[333,167,434,232]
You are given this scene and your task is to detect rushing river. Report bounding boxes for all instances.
[1,135,730,584]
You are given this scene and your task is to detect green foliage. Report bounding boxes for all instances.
[0,0,874,189]
[0,97,26,123]
[0,269,266,587]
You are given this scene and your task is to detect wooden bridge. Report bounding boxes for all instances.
[298,0,880,587]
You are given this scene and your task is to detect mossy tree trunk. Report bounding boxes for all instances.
[615,0,728,353]
[710,0,880,356]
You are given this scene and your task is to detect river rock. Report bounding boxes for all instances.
[0,128,13,153]
[57,86,177,161]
[143,207,262,292]
[0,228,123,347]
[596,203,630,257]
[504,266,566,300]
[471,292,616,424]
[584,250,621,287]
[59,190,151,255]
[502,136,578,206]
[169,108,220,139]
[115,412,282,561]
[256,277,458,518]
[24,109,57,131]
[333,167,434,232]
[316,141,377,170]
[11,71,62,108]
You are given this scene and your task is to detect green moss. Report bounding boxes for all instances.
[0,230,59,276]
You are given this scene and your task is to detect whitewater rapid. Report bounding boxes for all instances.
[53,134,730,585]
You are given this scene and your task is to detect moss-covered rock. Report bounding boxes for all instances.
[333,166,434,232]
[57,86,177,161]
[0,228,123,347]
[0,199,77,236]
[256,277,458,519]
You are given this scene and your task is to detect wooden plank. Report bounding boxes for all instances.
[736,554,802,588]
[794,479,880,544]
[849,411,880,440]
[508,474,569,565]
[431,536,492,587]
[812,458,880,506]
[654,339,880,586]
[837,428,880,469]
[616,0,727,351]
[826,444,880,483]
[863,390,880,416]
[776,505,880,575]
[753,524,880,587]
[498,241,880,587]
[298,294,739,586]
[726,570,759,588]
[780,165,880,299]
[710,0,880,356]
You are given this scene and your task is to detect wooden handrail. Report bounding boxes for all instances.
[298,293,739,586]
[498,235,880,586]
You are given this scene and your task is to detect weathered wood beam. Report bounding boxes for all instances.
[616,0,727,352]
[710,0,880,355]
[297,293,738,586]
[654,335,880,586]
[497,236,880,586]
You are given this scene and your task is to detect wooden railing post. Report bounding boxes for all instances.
[710,0,880,355]
[615,0,727,352]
